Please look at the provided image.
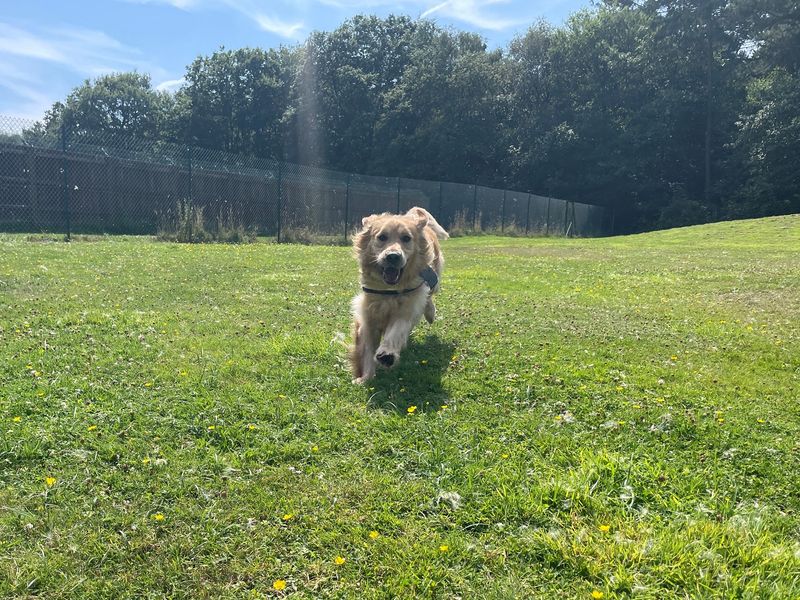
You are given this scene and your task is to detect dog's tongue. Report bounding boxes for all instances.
[383,267,401,285]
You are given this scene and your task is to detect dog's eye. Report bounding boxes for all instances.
[377,233,388,242]
[401,234,412,243]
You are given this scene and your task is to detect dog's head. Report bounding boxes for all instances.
[354,211,429,286]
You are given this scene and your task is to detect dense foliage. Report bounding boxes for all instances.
[34,2,799,232]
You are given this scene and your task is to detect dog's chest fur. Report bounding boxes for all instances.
[357,289,428,333]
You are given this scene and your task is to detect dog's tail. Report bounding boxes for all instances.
[406,206,450,240]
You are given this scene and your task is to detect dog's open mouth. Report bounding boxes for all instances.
[382,266,403,285]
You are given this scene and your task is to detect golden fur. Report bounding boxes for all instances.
[349,207,448,383]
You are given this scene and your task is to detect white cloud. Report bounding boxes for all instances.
[155,77,186,93]
[123,0,201,9]
[0,22,165,77]
[0,21,173,122]
[224,0,304,37]
[121,0,305,39]
[421,0,528,31]
[0,62,54,124]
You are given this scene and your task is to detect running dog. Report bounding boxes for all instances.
[349,207,449,384]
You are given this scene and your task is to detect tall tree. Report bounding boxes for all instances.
[41,72,171,143]
[174,47,296,158]
[291,15,421,171]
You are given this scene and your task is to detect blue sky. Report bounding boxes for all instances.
[1,0,591,125]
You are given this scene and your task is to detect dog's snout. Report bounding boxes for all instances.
[385,252,402,266]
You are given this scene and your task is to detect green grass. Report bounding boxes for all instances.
[1,215,799,598]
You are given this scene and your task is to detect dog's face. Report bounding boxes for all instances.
[356,212,428,285]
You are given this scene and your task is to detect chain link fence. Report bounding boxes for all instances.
[0,114,609,241]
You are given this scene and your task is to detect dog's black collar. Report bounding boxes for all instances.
[362,266,439,296]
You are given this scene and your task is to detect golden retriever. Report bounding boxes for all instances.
[349,206,449,384]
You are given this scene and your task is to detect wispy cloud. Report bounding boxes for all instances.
[0,22,164,77]
[154,77,186,92]
[0,21,171,121]
[0,61,54,122]
[421,0,529,31]
[315,0,531,31]
[122,0,305,38]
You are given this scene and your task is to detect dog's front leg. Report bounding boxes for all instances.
[353,321,380,384]
[375,318,414,368]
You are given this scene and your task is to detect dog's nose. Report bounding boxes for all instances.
[385,252,402,266]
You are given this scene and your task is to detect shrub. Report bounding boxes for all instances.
[157,200,256,243]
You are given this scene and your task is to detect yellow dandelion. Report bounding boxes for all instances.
[420,360,428,365]
[598,524,611,533]
[440,404,448,410]
[591,591,604,599]
[152,513,165,521]
[632,404,642,409]
[45,476,56,487]
[282,513,294,521]
[334,556,346,565]
[142,457,151,464]
[501,453,510,459]
[144,382,153,388]
[26,364,33,370]
[179,370,188,377]
[407,405,417,414]
[311,445,319,452]
[717,418,725,424]
[87,424,97,431]
[439,544,449,552]
[37,391,45,397]
[757,418,765,424]
[13,416,22,423]
[247,424,256,431]
[615,386,624,392]
[273,579,287,591]
[670,355,678,361]
[207,425,216,430]
[369,530,380,539]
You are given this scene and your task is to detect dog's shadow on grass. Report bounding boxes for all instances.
[365,334,454,414]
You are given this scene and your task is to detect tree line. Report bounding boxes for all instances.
[22,0,800,232]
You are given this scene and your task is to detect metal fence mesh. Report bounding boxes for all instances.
[0,114,608,240]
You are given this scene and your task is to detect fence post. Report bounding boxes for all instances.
[472,182,478,232]
[344,173,351,242]
[501,189,507,233]
[26,146,37,231]
[276,161,283,243]
[186,145,193,204]
[545,197,551,236]
[396,177,401,213]
[563,201,570,236]
[60,124,71,241]
[525,193,531,236]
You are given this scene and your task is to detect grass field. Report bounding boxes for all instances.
[1,215,799,598]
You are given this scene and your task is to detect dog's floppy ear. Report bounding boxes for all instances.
[354,214,376,255]
[408,207,428,230]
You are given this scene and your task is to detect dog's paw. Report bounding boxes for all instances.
[352,375,372,385]
[375,350,398,368]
